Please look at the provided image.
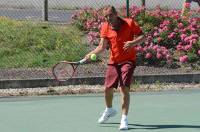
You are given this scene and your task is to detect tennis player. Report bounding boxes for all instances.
[85,5,145,130]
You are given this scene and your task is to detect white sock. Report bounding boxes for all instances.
[106,107,113,111]
[121,114,127,120]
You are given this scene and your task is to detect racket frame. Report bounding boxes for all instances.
[52,58,86,81]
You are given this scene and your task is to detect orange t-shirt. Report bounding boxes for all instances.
[100,18,142,64]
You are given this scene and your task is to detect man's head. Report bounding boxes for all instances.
[103,6,119,28]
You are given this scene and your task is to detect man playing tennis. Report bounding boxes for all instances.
[85,5,145,130]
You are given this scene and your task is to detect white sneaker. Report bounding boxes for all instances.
[119,118,128,130]
[98,108,117,124]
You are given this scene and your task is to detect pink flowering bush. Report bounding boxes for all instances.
[72,8,105,45]
[132,5,200,67]
[72,5,200,68]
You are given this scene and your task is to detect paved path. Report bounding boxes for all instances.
[0,8,75,23]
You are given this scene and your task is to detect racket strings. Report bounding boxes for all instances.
[53,62,74,81]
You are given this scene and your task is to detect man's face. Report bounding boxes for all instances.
[103,8,118,26]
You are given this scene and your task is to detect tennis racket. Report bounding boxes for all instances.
[52,58,86,81]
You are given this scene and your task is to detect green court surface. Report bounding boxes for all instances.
[0,89,200,132]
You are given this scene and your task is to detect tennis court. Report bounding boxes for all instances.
[0,89,200,132]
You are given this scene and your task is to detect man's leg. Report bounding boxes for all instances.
[104,64,119,108]
[98,65,118,124]
[98,88,117,123]
[120,87,130,116]
[119,87,130,130]
[105,88,114,108]
[119,62,135,130]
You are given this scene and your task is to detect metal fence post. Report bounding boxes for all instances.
[43,0,48,21]
[142,0,146,7]
[141,0,146,18]
[126,0,129,17]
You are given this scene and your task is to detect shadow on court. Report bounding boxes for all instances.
[101,123,200,130]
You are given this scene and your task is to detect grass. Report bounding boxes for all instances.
[0,17,88,68]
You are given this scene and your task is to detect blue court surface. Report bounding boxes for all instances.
[0,89,200,132]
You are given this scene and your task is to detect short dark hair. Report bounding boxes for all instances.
[103,5,117,14]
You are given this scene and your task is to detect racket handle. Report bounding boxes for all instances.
[79,58,87,64]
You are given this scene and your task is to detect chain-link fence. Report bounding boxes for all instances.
[1,0,198,23]
[0,0,199,81]
[0,0,127,23]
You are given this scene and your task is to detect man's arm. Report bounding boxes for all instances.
[85,38,108,59]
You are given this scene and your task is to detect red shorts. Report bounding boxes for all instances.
[104,61,136,89]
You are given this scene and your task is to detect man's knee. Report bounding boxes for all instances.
[120,87,130,95]
[105,87,114,94]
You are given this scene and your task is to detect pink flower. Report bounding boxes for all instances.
[174,28,179,32]
[160,24,164,28]
[168,32,175,39]
[147,36,153,41]
[87,31,100,45]
[135,45,143,52]
[163,26,168,31]
[184,2,191,8]
[145,53,153,59]
[181,28,187,34]
[163,20,170,25]
[184,44,192,51]
[179,55,188,63]
[153,32,159,37]
[166,54,172,60]
[178,23,184,28]
[167,59,173,64]
[158,28,164,33]
[156,48,161,53]
[190,28,196,32]
[198,50,200,56]
[157,37,162,43]
[156,53,162,59]
[191,21,197,26]
[176,45,183,51]
[190,34,199,39]
[189,39,197,45]
[153,45,158,50]
[180,34,187,40]
[178,42,183,45]
[174,14,179,19]
[162,50,168,56]
[184,37,190,43]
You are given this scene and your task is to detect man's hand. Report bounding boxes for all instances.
[123,35,145,51]
[123,40,141,51]
[84,54,92,60]
[84,38,108,60]
[123,41,135,51]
